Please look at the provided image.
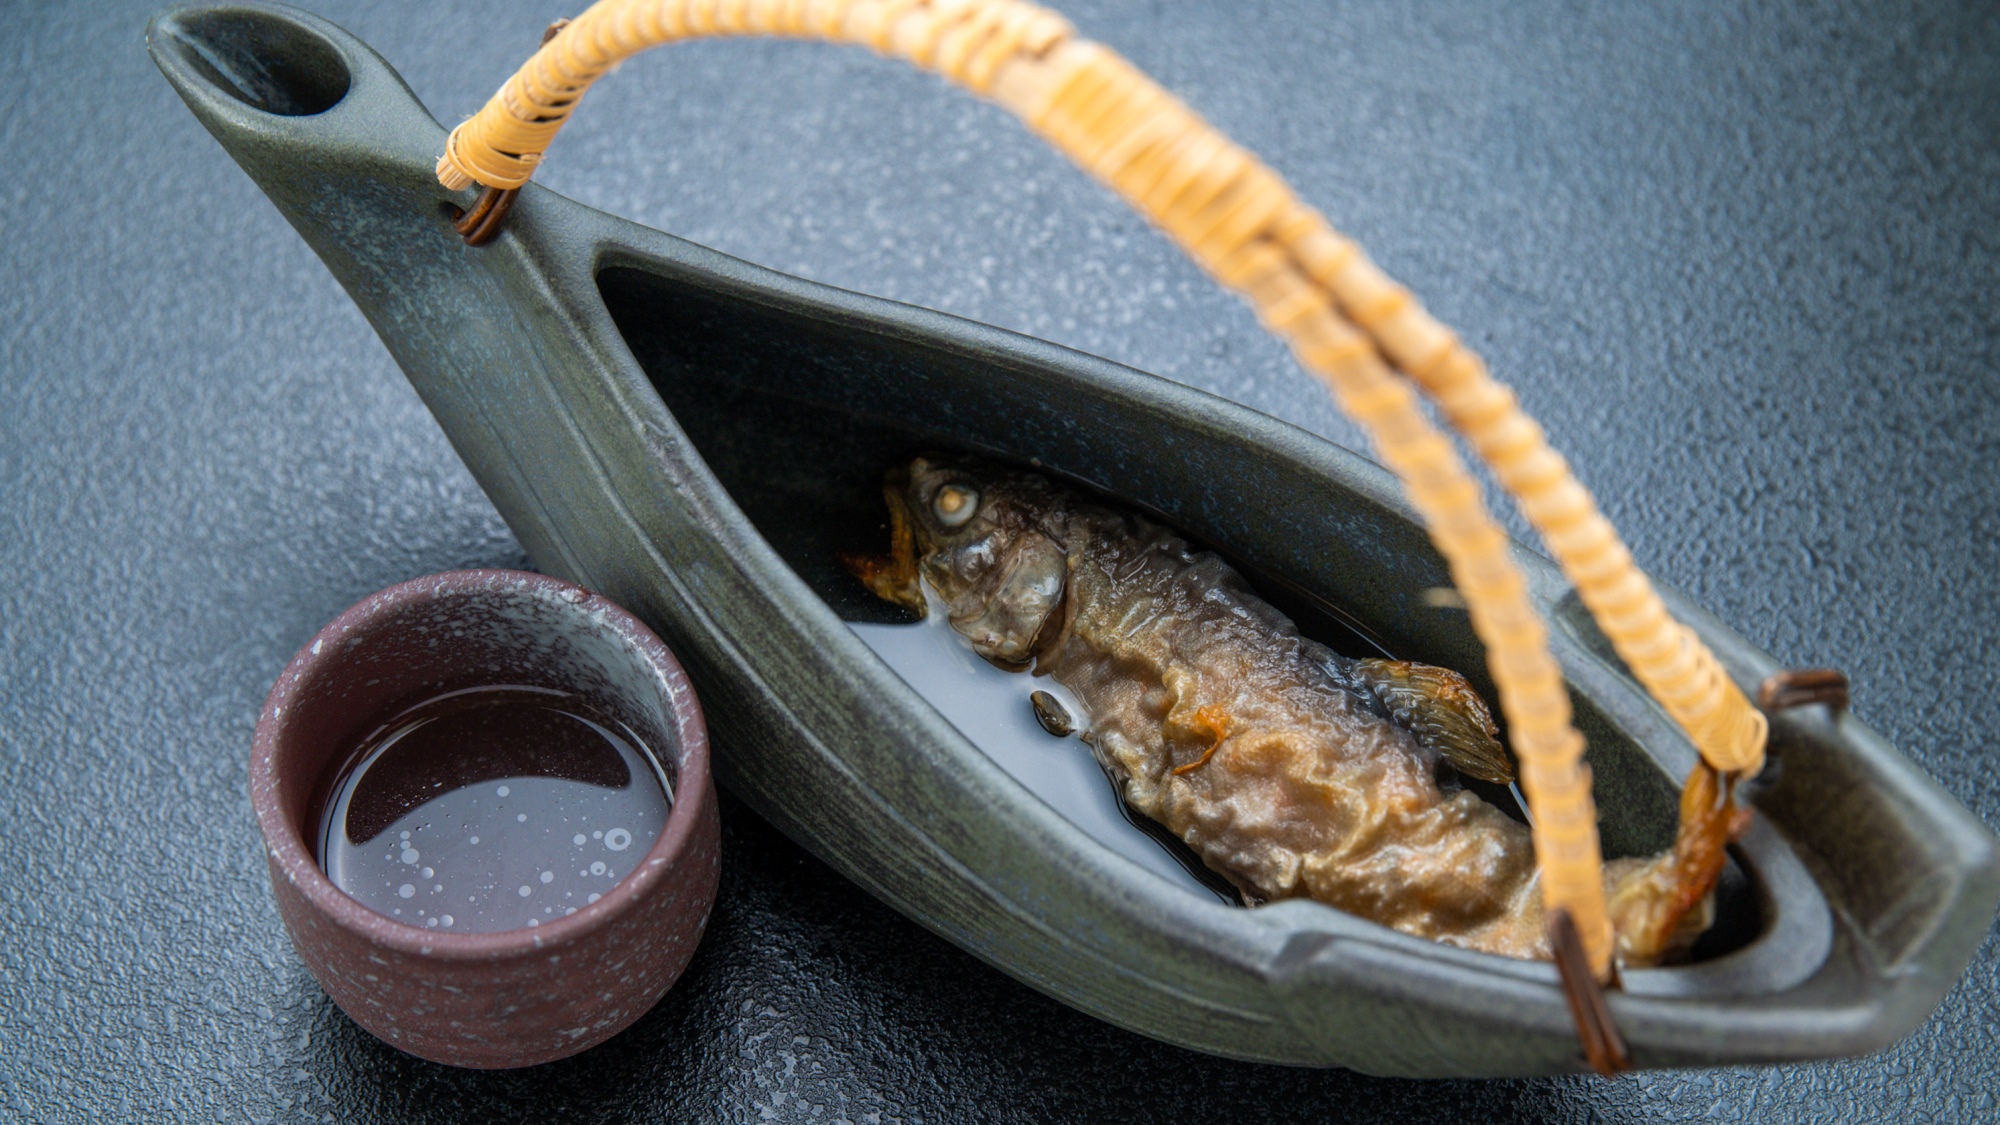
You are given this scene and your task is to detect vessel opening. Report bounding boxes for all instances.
[596,262,1768,960]
[152,8,350,116]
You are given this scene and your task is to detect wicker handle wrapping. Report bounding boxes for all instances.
[436,0,1768,979]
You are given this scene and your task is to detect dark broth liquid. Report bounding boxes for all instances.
[317,686,674,933]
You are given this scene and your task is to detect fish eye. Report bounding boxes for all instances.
[933,484,978,528]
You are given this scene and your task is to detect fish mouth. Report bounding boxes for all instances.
[839,466,927,618]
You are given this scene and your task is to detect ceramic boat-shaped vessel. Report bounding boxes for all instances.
[153,2,1999,1076]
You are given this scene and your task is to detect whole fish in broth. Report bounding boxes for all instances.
[847,454,1744,965]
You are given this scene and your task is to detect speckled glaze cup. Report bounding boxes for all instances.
[251,569,720,1068]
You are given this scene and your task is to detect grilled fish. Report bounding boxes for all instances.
[847,454,1736,965]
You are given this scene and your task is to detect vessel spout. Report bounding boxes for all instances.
[149,2,464,275]
[150,3,352,118]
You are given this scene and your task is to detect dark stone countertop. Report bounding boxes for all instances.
[3,1,1996,1120]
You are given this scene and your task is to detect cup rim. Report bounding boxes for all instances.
[250,568,710,962]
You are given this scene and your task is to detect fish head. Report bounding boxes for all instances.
[845,455,1071,670]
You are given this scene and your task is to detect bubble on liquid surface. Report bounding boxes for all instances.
[317,686,674,934]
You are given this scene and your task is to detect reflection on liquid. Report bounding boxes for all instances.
[318,686,674,933]
[850,590,1238,905]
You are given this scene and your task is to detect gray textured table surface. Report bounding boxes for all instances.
[4,1,1997,1120]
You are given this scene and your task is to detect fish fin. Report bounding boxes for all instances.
[1607,762,1745,967]
[1351,658,1514,784]
[839,484,926,617]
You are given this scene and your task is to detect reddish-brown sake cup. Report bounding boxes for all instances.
[250,569,720,1068]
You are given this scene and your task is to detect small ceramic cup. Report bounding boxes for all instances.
[251,569,720,1068]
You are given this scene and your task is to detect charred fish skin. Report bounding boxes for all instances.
[849,454,1706,965]
[1042,491,1548,956]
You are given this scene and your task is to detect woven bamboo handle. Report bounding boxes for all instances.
[437,0,1768,979]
